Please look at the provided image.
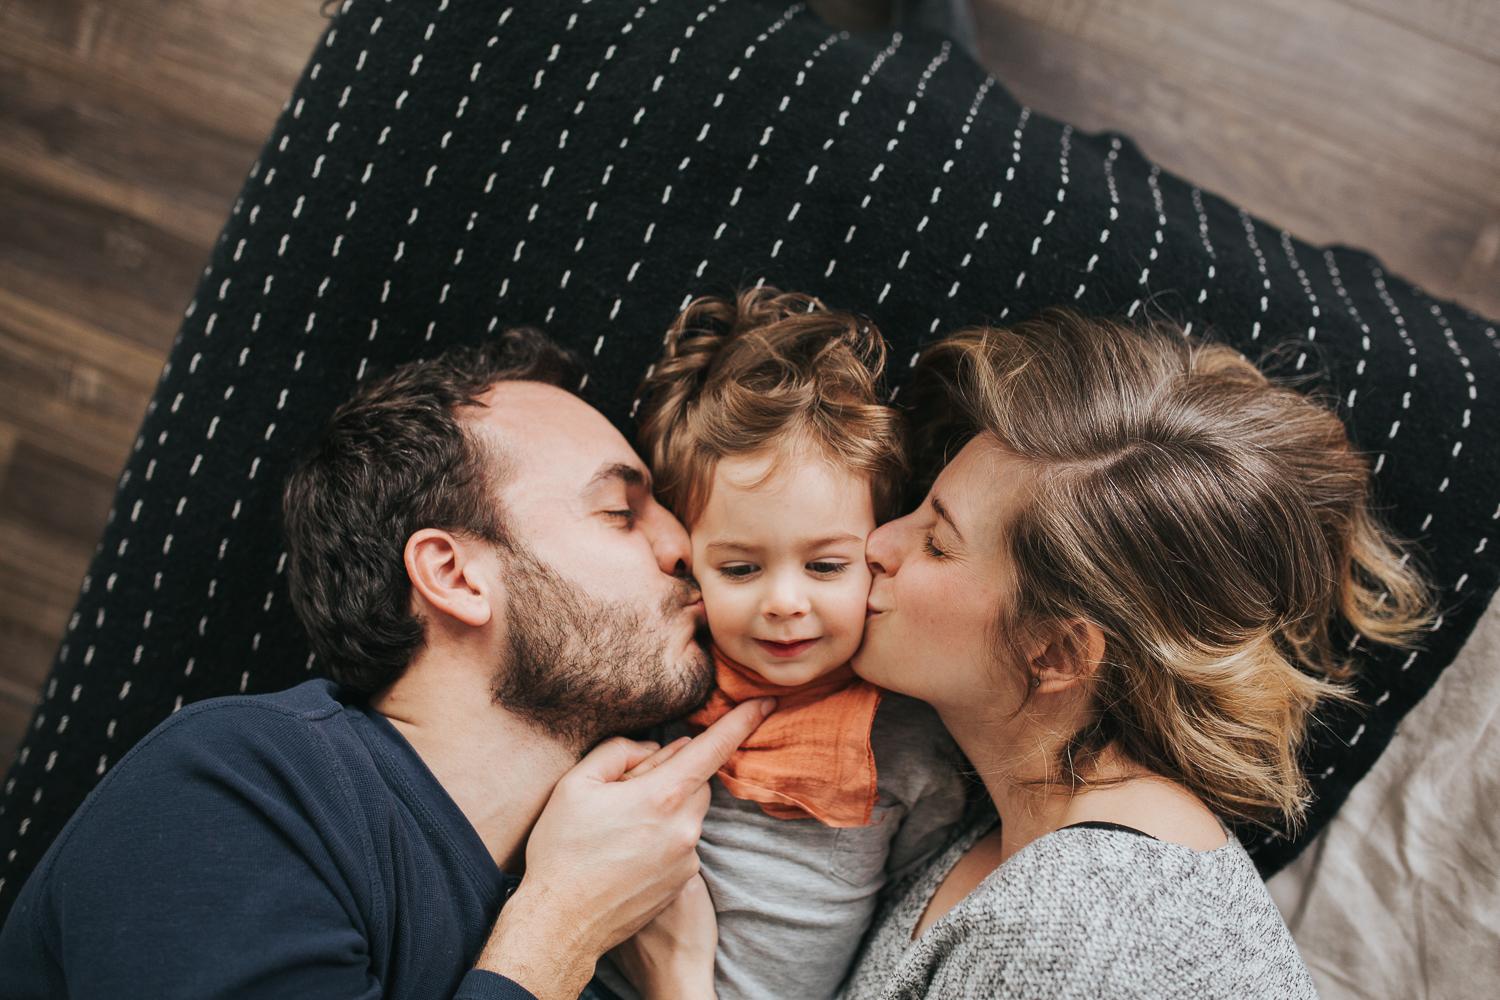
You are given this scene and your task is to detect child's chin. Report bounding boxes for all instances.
[750,653,849,687]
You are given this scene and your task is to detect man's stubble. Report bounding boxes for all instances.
[492,546,715,754]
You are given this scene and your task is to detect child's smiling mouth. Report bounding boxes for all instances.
[752,637,820,659]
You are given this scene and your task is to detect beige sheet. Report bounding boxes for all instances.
[1267,590,1500,998]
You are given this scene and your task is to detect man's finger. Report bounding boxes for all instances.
[651,697,775,786]
[570,736,661,784]
[622,736,691,780]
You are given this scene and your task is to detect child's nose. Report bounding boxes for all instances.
[762,576,810,618]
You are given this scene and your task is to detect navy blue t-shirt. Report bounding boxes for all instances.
[0,680,537,1000]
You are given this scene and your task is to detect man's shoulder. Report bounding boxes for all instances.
[130,678,354,755]
[170,676,350,726]
[53,680,371,847]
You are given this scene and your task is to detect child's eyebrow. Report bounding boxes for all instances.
[703,533,864,554]
[704,540,758,554]
[804,533,866,548]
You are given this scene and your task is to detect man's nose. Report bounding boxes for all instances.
[641,499,693,577]
[865,516,904,579]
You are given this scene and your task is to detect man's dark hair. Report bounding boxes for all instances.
[282,328,584,693]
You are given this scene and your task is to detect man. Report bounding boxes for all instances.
[0,328,772,1000]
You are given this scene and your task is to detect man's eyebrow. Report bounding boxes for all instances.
[931,496,964,543]
[583,461,648,495]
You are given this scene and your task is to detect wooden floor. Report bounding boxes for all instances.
[1,0,1496,770]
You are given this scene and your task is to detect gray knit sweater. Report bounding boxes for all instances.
[840,813,1317,999]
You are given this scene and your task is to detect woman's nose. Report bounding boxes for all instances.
[865,516,905,578]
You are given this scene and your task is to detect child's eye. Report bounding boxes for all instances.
[719,564,758,579]
[807,561,848,576]
[922,535,946,558]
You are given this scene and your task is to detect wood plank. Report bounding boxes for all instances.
[0,2,323,146]
[0,686,39,763]
[0,292,156,478]
[0,261,182,359]
[981,0,1499,208]
[0,421,15,489]
[1338,0,1500,64]
[0,510,91,762]
[973,0,1500,319]
[0,285,165,388]
[0,512,92,624]
[149,4,332,108]
[0,174,206,333]
[0,105,238,249]
[0,437,116,544]
[809,0,895,32]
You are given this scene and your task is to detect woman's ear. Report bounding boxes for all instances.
[1030,619,1106,694]
[404,528,496,628]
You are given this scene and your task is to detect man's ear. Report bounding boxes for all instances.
[404,528,496,628]
[1029,619,1106,694]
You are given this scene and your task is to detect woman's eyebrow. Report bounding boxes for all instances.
[931,496,965,543]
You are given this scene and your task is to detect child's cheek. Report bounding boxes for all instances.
[825,572,873,662]
[699,577,750,649]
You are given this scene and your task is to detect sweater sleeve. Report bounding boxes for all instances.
[453,970,541,1000]
[0,698,492,1000]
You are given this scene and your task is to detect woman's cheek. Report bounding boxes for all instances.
[913,567,993,660]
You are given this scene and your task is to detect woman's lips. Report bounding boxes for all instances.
[753,637,819,658]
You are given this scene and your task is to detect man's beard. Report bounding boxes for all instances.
[491,547,715,755]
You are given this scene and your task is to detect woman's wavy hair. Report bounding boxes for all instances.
[635,286,909,527]
[909,308,1432,828]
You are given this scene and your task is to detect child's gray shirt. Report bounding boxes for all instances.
[597,693,966,1000]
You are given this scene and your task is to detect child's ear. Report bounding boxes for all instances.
[1028,619,1105,694]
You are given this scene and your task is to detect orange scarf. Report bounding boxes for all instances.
[686,646,883,828]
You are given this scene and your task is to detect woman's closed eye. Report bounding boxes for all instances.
[604,509,637,527]
[922,534,947,558]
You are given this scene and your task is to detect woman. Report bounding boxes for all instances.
[617,309,1430,999]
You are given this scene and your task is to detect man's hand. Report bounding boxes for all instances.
[609,874,719,1000]
[474,697,773,1000]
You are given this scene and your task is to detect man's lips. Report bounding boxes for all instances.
[753,637,820,658]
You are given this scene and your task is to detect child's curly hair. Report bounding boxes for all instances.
[635,286,909,527]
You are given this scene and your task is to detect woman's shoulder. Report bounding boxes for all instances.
[986,824,1267,915]
[880,827,1316,1000]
